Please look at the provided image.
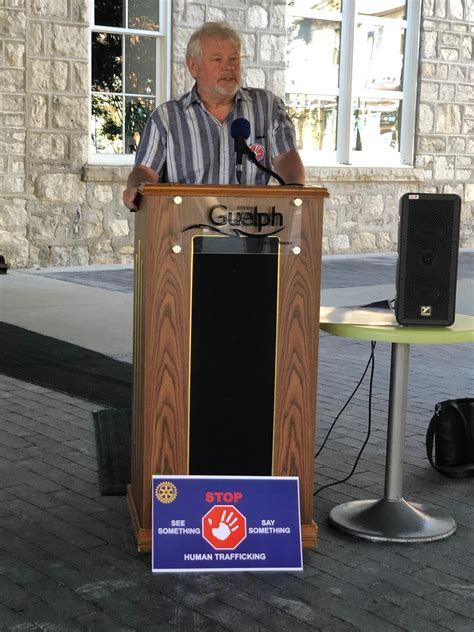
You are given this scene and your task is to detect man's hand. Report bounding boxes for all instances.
[123,165,159,210]
[273,149,305,186]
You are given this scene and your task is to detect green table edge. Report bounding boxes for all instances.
[319,313,474,344]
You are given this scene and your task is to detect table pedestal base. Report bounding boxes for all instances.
[329,498,456,543]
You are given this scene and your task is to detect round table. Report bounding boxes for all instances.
[319,312,474,543]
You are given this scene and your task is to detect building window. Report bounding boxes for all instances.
[89,0,170,163]
[286,0,421,166]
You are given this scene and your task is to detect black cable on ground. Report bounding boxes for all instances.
[313,341,376,496]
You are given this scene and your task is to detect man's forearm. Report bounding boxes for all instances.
[126,165,159,189]
[273,150,305,185]
[123,165,159,209]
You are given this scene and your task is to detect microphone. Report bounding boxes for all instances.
[230,118,251,183]
[230,117,286,186]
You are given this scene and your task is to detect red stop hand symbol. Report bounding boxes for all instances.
[202,505,247,550]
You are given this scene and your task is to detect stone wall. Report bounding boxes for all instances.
[0,0,472,268]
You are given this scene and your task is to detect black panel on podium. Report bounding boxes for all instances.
[189,236,278,475]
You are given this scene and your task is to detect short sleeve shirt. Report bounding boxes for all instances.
[134,86,298,185]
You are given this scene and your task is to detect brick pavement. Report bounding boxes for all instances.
[0,254,473,631]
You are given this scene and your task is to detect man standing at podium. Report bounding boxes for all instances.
[123,21,305,209]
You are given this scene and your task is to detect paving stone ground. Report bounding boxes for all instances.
[1,254,473,631]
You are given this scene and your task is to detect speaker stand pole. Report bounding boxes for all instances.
[329,342,457,542]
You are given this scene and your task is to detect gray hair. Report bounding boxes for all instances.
[186,22,242,60]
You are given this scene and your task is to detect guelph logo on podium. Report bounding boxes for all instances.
[183,204,285,238]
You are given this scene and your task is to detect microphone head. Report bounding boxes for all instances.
[231,118,251,140]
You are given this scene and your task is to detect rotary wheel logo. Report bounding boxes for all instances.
[155,481,178,504]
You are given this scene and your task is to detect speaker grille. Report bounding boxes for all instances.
[396,193,461,326]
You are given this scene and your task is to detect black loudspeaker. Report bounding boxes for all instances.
[395,193,461,326]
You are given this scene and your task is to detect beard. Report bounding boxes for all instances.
[213,80,240,97]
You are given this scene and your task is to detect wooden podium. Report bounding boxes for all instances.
[127,183,328,551]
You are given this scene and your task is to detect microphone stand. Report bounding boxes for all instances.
[237,142,287,186]
[245,147,286,186]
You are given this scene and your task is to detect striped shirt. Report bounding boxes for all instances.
[134,86,298,185]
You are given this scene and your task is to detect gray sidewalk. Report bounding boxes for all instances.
[0,252,473,631]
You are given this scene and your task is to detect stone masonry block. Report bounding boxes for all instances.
[0,176,25,193]
[437,63,449,79]
[441,32,460,46]
[30,0,68,18]
[92,184,113,203]
[5,43,25,66]
[249,5,268,29]
[422,31,437,58]
[260,34,285,63]
[28,204,64,240]
[330,234,350,252]
[420,81,439,100]
[50,24,88,58]
[0,112,25,127]
[244,67,266,89]
[439,82,455,101]
[109,219,129,236]
[241,33,256,62]
[435,0,447,18]
[51,96,88,130]
[35,173,86,203]
[420,62,436,78]
[447,137,465,152]
[448,0,463,20]
[461,36,472,60]
[0,233,29,264]
[0,131,25,155]
[29,22,43,54]
[456,83,474,101]
[187,3,205,25]
[440,47,459,61]
[70,134,88,167]
[417,104,434,133]
[271,4,285,30]
[2,94,24,111]
[419,136,446,152]
[206,7,226,22]
[0,68,24,93]
[173,26,195,60]
[29,133,69,161]
[30,94,47,128]
[449,64,466,81]
[352,232,377,252]
[467,1,474,21]
[30,60,68,91]
[0,197,27,232]
[227,9,245,26]
[435,104,461,133]
[465,184,474,202]
[433,156,455,179]
[0,9,26,37]
[72,62,88,95]
[46,246,89,267]
[71,0,88,23]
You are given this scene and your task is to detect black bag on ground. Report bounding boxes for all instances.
[426,398,474,478]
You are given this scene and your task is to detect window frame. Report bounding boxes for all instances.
[286,0,422,167]
[88,0,171,165]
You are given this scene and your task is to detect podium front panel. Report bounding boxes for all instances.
[189,236,279,475]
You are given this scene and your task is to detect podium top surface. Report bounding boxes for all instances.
[319,310,474,345]
[139,183,329,200]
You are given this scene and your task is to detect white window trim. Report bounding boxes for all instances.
[88,0,171,166]
[287,0,422,168]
